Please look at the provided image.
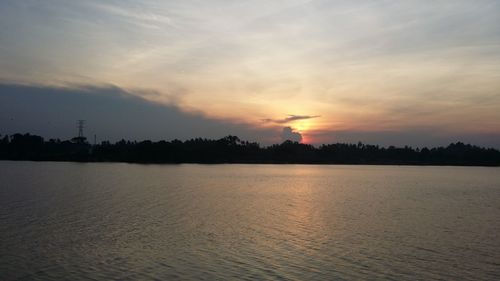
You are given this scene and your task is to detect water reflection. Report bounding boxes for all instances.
[0,162,499,280]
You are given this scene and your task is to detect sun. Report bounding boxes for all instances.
[294,120,312,132]
[292,120,315,143]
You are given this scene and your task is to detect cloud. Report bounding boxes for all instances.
[281,126,302,143]
[1,83,498,148]
[1,0,500,134]
[0,83,277,143]
[263,114,320,124]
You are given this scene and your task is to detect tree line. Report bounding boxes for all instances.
[1,133,499,166]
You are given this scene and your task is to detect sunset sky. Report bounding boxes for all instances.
[1,1,500,147]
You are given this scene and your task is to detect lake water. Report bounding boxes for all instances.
[1,161,499,280]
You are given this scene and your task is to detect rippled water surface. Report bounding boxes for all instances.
[1,161,499,280]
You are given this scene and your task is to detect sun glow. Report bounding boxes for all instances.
[293,120,312,132]
[292,120,316,144]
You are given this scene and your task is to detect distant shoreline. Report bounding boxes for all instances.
[2,133,499,167]
[1,159,499,167]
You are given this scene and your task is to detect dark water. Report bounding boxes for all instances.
[1,161,499,280]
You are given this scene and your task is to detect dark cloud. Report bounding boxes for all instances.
[281,127,302,143]
[0,83,277,143]
[263,115,320,124]
[1,83,498,148]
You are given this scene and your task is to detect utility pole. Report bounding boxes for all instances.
[77,120,85,138]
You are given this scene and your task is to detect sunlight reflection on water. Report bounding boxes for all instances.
[1,162,499,280]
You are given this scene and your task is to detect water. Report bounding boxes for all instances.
[1,161,499,280]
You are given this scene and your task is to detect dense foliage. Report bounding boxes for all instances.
[1,133,499,166]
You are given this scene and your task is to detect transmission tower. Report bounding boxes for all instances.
[77,120,85,138]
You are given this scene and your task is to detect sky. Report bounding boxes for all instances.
[1,0,500,147]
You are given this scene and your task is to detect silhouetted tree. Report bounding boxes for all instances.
[1,133,499,166]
